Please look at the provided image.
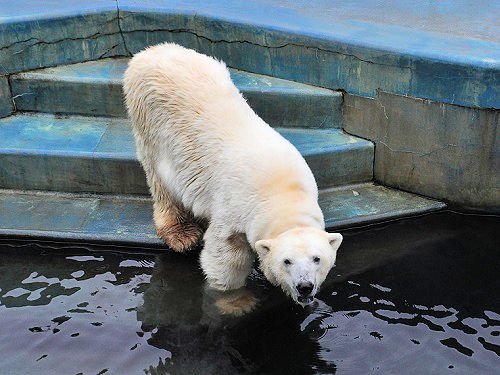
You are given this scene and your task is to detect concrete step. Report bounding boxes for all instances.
[0,113,373,194]
[11,58,343,129]
[0,184,445,245]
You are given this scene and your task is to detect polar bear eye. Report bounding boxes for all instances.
[284,259,292,266]
[313,256,321,263]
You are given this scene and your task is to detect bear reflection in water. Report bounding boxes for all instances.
[137,252,336,375]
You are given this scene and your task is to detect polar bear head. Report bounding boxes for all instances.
[255,227,343,306]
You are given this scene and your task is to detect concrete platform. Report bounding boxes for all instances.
[0,185,445,245]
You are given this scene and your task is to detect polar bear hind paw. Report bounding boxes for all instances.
[155,219,204,252]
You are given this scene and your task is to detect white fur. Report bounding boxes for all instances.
[123,43,342,303]
[256,230,342,305]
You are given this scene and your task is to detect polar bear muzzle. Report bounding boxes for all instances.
[255,228,343,305]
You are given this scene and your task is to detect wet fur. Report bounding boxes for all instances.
[123,43,339,294]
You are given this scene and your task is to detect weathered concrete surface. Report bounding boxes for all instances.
[0,184,444,244]
[0,0,496,211]
[344,92,499,209]
[0,190,159,244]
[320,183,445,228]
[0,114,373,194]
[118,6,499,109]
[0,0,498,108]
[10,58,343,128]
[0,5,127,74]
[0,77,13,118]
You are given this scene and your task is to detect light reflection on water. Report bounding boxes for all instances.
[0,212,498,374]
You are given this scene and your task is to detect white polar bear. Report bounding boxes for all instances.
[123,43,343,306]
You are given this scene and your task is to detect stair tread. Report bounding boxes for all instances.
[0,184,445,245]
[0,113,371,158]
[14,57,337,97]
[0,113,373,192]
[11,58,343,128]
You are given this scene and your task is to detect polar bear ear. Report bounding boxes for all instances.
[255,239,273,259]
[327,233,343,252]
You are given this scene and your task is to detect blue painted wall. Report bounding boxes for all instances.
[0,0,498,108]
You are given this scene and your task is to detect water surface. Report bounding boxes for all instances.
[0,212,498,374]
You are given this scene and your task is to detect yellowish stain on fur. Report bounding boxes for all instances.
[153,204,203,252]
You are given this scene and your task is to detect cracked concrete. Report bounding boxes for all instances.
[120,26,409,70]
[0,1,497,208]
[115,0,132,56]
[11,92,34,100]
[0,2,497,108]
[0,10,125,75]
[344,91,499,208]
[377,141,458,158]
[0,76,13,118]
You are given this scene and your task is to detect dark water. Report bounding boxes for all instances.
[0,212,498,374]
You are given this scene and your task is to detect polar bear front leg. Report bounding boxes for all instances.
[149,173,204,252]
[200,224,255,291]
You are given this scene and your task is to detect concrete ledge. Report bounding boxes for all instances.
[0,0,498,108]
[118,6,499,110]
[0,185,445,245]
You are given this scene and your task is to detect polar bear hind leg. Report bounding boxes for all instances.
[149,171,204,252]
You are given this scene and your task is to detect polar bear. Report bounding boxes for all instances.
[123,43,343,306]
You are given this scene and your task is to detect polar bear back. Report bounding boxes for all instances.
[123,43,319,229]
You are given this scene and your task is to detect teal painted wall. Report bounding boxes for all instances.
[0,77,13,118]
[0,1,498,108]
[344,92,499,209]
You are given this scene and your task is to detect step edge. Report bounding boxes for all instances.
[11,73,341,97]
[0,228,164,246]
[0,188,152,202]
[0,148,137,160]
[325,202,446,230]
[11,58,342,96]
[11,74,125,85]
[0,116,371,159]
[0,142,370,159]
[320,182,447,228]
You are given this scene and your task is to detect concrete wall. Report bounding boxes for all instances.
[1,1,497,109]
[0,77,13,118]
[344,92,499,209]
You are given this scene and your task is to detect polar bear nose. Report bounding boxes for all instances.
[297,282,314,296]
